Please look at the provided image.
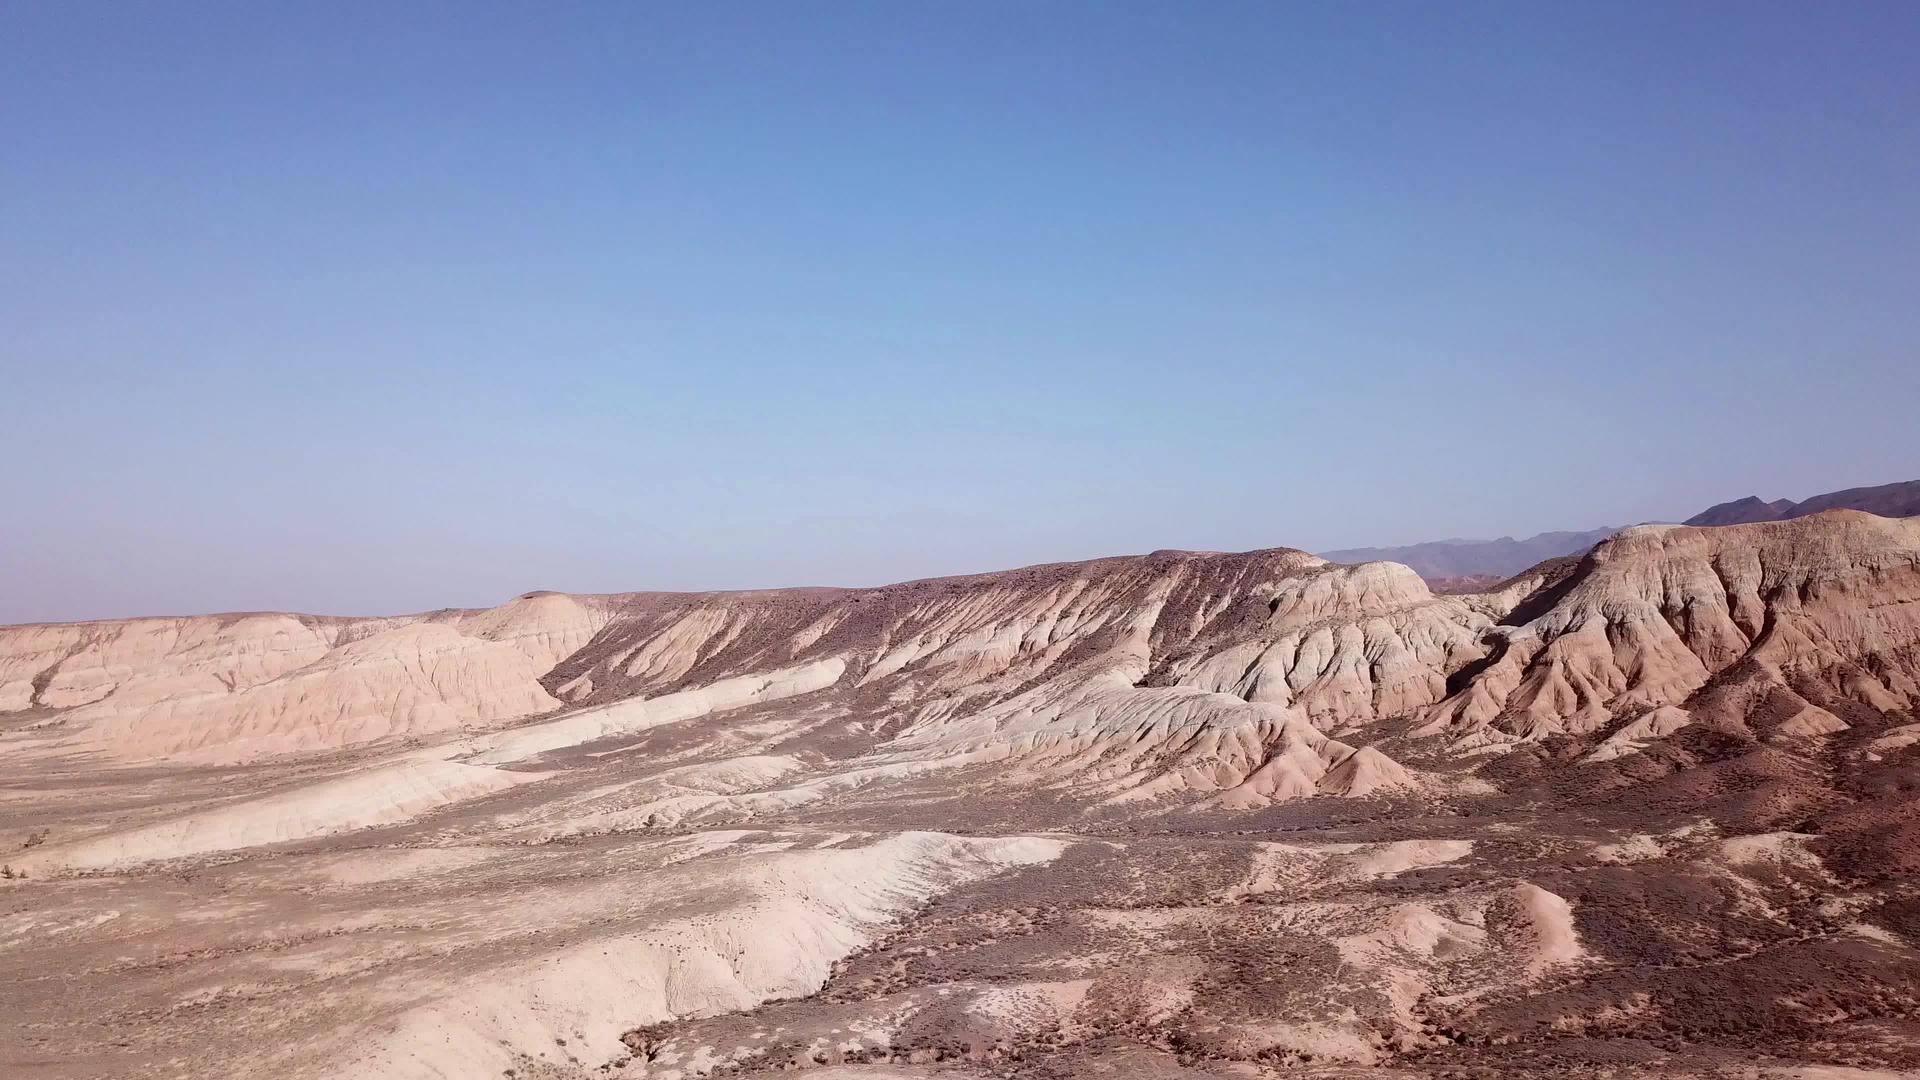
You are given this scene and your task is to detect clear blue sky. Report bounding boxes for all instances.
[4,2,1917,622]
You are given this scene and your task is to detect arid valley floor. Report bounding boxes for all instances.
[6,511,1920,1079]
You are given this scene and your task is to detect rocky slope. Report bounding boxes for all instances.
[4,510,1919,1079]
[1423,511,1920,744]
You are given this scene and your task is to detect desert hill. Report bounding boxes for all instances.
[4,510,1920,1078]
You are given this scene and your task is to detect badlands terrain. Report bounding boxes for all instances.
[5,510,1920,1079]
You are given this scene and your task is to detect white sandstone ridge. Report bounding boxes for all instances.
[1,547,1498,772]
[1583,705,1692,762]
[540,548,1495,732]
[17,658,853,873]
[464,656,847,764]
[8,511,1920,809]
[16,755,544,873]
[0,591,619,763]
[867,670,1426,807]
[1508,881,1586,977]
[318,830,1067,1080]
[1417,510,1920,743]
[1,546,1498,876]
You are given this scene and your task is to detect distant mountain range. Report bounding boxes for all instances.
[1319,528,1620,583]
[1322,478,1920,583]
[1685,479,1920,527]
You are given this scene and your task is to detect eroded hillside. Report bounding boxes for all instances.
[3,511,1919,1079]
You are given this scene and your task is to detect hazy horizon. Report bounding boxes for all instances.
[7,472,1915,624]
[6,3,1918,624]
